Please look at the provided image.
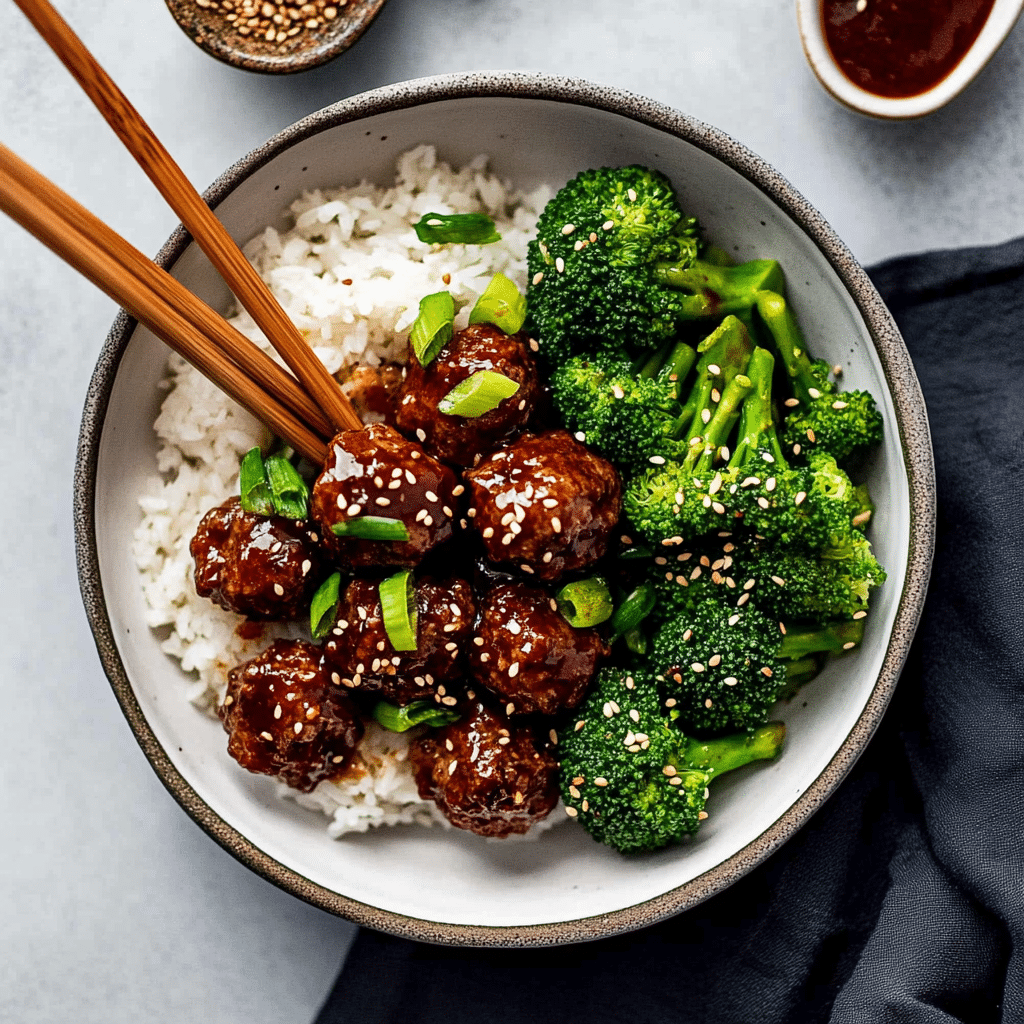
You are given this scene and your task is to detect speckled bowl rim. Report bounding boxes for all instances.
[74,71,936,949]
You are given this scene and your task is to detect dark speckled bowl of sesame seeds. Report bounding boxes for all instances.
[164,0,388,74]
[75,73,935,946]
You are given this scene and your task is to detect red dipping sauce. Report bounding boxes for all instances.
[821,0,996,98]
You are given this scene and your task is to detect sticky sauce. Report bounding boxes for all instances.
[821,0,997,98]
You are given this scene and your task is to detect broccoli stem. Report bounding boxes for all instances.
[777,618,866,660]
[728,346,784,468]
[680,722,785,780]
[755,291,827,404]
[682,316,753,444]
[656,259,785,318]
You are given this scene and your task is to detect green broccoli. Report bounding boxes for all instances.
[526,166,784,363]
[651,598,866,734]
[625,347,869,551]
[558,667,785,854]
[755,291,883,466]
[647,529,886,627]
[549,340,696,466]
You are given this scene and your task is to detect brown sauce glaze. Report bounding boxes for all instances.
[822,0,996,98]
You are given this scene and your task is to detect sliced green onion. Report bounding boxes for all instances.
[379,569,418,651]
[609,583,656,641]
[409,290,455,367]
[310,572,342,641]
[437,369,520,418]
[373,700,460,733]
[468,272,528,334]
[239,447,275,516]
[331,517,410,541]
[264,454,310,519]
[413,212,501,246]
[555,577,614,629]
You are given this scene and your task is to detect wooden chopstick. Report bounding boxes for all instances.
[0,158,328,466]
[13,0,363,435]
[0,144,335,444]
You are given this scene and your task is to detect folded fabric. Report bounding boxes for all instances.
[314,237,1024,1024]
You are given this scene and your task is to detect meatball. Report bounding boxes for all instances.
[321,576,476,705]
[340,362,405,424]
[409,701,558,837]
[394,323,541,467]
[190,497,323,619]
[310,423,462,571]
[464,430,622,580]
[469,583,608,716]
[219,639,364,793]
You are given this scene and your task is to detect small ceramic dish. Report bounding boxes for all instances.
[164,0,388,74]
[75,72,935,947]
[797,0,1024,118]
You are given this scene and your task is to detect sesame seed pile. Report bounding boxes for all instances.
[192,0,347,46]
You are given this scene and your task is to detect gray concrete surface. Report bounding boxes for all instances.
[2,1,1022,1021]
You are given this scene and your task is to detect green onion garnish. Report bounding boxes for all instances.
[239,447,275,516]
[555,577,614,629]
[409,290,455,367]
[609,582,656,641]
[467,272,528,334]
[379,569,418,651]
[310,572,341,641]
[264,454,310,519]
[331,517,410,542]
[413,212,501,246]
[437,369,520,418]
[373,699,460,733]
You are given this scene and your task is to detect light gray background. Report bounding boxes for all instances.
[2,1,1022,1021]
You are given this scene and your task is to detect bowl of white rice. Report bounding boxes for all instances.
[74,72,934,946]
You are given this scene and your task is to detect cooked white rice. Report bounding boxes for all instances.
[133,146,552,835]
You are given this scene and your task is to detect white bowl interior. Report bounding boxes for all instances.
[93,95,912,934]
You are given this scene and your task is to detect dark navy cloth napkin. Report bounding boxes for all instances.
[314,238,1024,1024]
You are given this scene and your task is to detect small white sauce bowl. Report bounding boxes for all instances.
[797,0,1024,118]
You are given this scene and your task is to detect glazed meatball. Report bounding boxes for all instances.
[321,576,476,705]
[464,429,622,580]
[219,639,364,793]
[469,583,608,716]
[310,423,462,571]
[409,701,558,837]
[394,323,541,467]
[190,497,323,619]
[340,362,405,424]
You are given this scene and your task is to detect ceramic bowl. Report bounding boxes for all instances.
[797,0,1024,118]
[75,72,935,947]
[164,0,388,74]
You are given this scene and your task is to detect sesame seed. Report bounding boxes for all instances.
[701,408,712,425]
[556,257,565,273]
[501,533,514,545]
[415,508,428,522]
[273,583,284,596]
[784,397,800,408]
[532,271,544,285]
[565,806,579,818]
[757,497,770,510]
[562,223,575,235]
[853,610,867,620]
[737,592,750,606]
[551,517,562,533]
[771,575,786,587]
[833,400,848,410]
[808,387,821,399]
[761,666,774,678]
[698,811,709,821]
[260,731,274,742]
[709,654,721,667]
[416,428,426,442]
[375,497,391,507]
[542,551,553,563]
[806,428,817,443]
[507,702,516,715]
[724,676,738,686]
[795,491,807,506]
[602,220,614,230]
[442,696,457,706]
[843,641,857,650]
[542,497,559,508]
[691,662,705,673]
[445,642,458,652]
[708,363,722,375]
[293,722,303,734]
[482,527,494,538]
[575,431,586,442]
[728,614,740,626]
[793,443,803,456]
[575,720,586,732]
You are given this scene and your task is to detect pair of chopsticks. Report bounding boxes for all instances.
[2,0,364,466]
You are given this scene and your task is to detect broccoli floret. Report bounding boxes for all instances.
[526,166,784,363]
[626,347,870,551]
[623,317,755,539]
[650,597,865,734]
[647,528,886,627]
[558,667,785,854]
[549,341,696,467]
[755,291,883,465]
